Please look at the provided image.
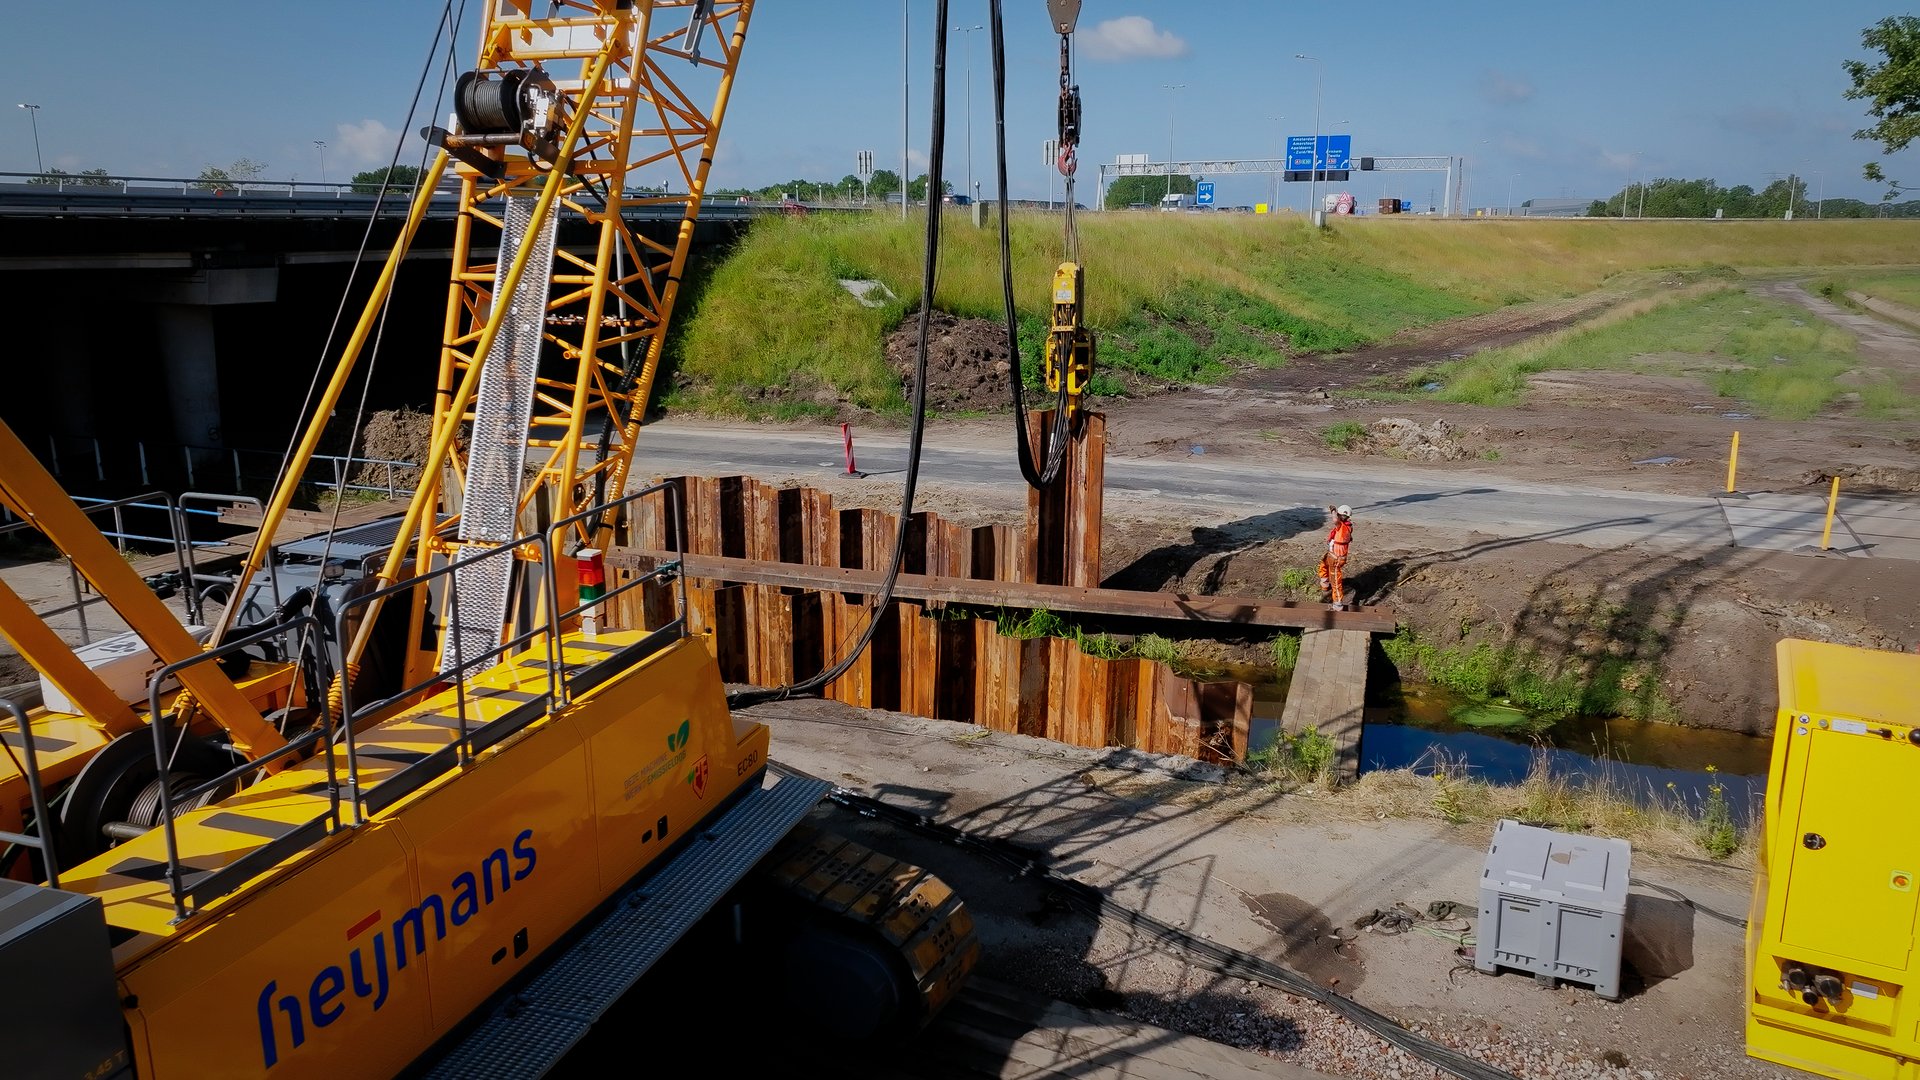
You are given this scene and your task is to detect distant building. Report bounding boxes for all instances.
[1509,197,1591,218]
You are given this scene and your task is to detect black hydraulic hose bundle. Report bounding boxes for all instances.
[990,0,1073,489]
[724,0,951,709]
[804,772,1522,1080]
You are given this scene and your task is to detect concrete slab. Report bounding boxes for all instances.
[1837,495,1920,560]
[1719,493,1872,557]
[755,698,1785,1079]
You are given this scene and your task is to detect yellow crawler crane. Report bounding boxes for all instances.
[1747,639,1920,1079]
[0,3,978,1076]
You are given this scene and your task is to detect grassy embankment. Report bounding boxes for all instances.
[669,213,1920,417]
[1815,268,1920,310]
[1256,754,1750,862]
[1383,285,1914,420]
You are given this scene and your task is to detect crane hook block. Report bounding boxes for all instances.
[1046,0,1081,35]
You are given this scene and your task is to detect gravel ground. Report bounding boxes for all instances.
[997,913,1776,1080]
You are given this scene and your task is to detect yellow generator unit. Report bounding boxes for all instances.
[1748,639,1920,1079]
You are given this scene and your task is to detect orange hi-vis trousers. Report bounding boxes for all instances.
[1318,553,1348,605]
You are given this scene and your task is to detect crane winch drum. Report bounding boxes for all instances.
[452,67,562,156]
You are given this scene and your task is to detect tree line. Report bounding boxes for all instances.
[1586,175,1920,219]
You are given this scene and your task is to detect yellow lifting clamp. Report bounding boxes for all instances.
[1044,261,1095,417]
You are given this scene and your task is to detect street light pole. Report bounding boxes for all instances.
[16,103,43,175]
[1507,173,1517,216]
[314,140,328,189]
[901,0,910,220]
[1800,159,1824,220]
[1787,171,1798,219]
[1294,55,1323,217]
[1162,83,1186,199]
[951,24,983,204]
[1624,150,1638,218]
[1266,114,1284,211]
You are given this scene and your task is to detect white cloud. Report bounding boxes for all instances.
[1479,70,1535,105]
[1081,16,1189,62]
[331,118,402,174]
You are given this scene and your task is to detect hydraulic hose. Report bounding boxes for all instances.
[724,0,951,709]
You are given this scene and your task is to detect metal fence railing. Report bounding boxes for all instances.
[35,433,418,501]
[0,490,206,636]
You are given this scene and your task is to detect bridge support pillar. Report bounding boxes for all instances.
[154,305,224,453]
[146,268,278,459]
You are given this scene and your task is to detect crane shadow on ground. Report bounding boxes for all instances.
[1102,508,1323,592]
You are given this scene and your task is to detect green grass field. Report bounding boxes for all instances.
[668,214,1920,417]
[1394,286,1909,420]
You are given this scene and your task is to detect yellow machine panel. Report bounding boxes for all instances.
[1748,639,1920,1080]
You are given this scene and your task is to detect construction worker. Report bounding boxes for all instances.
[1318,504,1353,610]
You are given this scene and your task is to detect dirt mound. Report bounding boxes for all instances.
[1363,417,1480,462]
[350,408,433,489]
[1800,463,1920,493]
[886,312,1013,413]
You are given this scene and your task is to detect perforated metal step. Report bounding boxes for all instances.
[420,772,830,1079]
[442,194,558,675]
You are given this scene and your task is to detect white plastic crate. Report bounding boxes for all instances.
[1476,819,1631,1000]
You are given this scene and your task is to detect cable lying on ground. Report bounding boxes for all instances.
[770,761,1521,1080]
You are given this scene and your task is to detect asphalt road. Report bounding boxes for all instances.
[627,421,1737,553]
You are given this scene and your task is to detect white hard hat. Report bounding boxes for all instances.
[1336,504,1352,517]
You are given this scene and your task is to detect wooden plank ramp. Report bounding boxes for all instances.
[1278,629,1371,781]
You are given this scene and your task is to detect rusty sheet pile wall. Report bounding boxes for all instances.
[606,471,1254,764]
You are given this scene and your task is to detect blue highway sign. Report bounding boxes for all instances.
[1195,181,1215,206]
[1286,134,1353,172]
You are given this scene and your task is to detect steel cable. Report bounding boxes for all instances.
[989,0,1072,490]
[724,0,951,709]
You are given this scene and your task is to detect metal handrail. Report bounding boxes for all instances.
[146,615,333,921]
[0,170,417,197]
[178,492,282,620]
[0,698,62,888]
[0,489,200,641]
[109,486,686,920]
[332,532,561,822]
[546,480,689,628]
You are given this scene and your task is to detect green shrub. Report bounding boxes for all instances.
[1131,633,1181,664]
[1289,727,1337,779]
[1075,629,1126,659]
[1700,765,1739,859]
[1277,567,1315,598]
[998,607,1066,639]
[1323,420,1369,450]
[1270,632,1302,672]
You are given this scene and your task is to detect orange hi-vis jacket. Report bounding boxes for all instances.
[1327,518,1353,559]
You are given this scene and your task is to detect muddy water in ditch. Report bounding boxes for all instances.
[1229,669,1771,819]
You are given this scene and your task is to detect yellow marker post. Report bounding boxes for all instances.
[1725,431,1741,493]
[1821,475,1841,550]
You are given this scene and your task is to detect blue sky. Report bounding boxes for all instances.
[2,2,1904,209]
